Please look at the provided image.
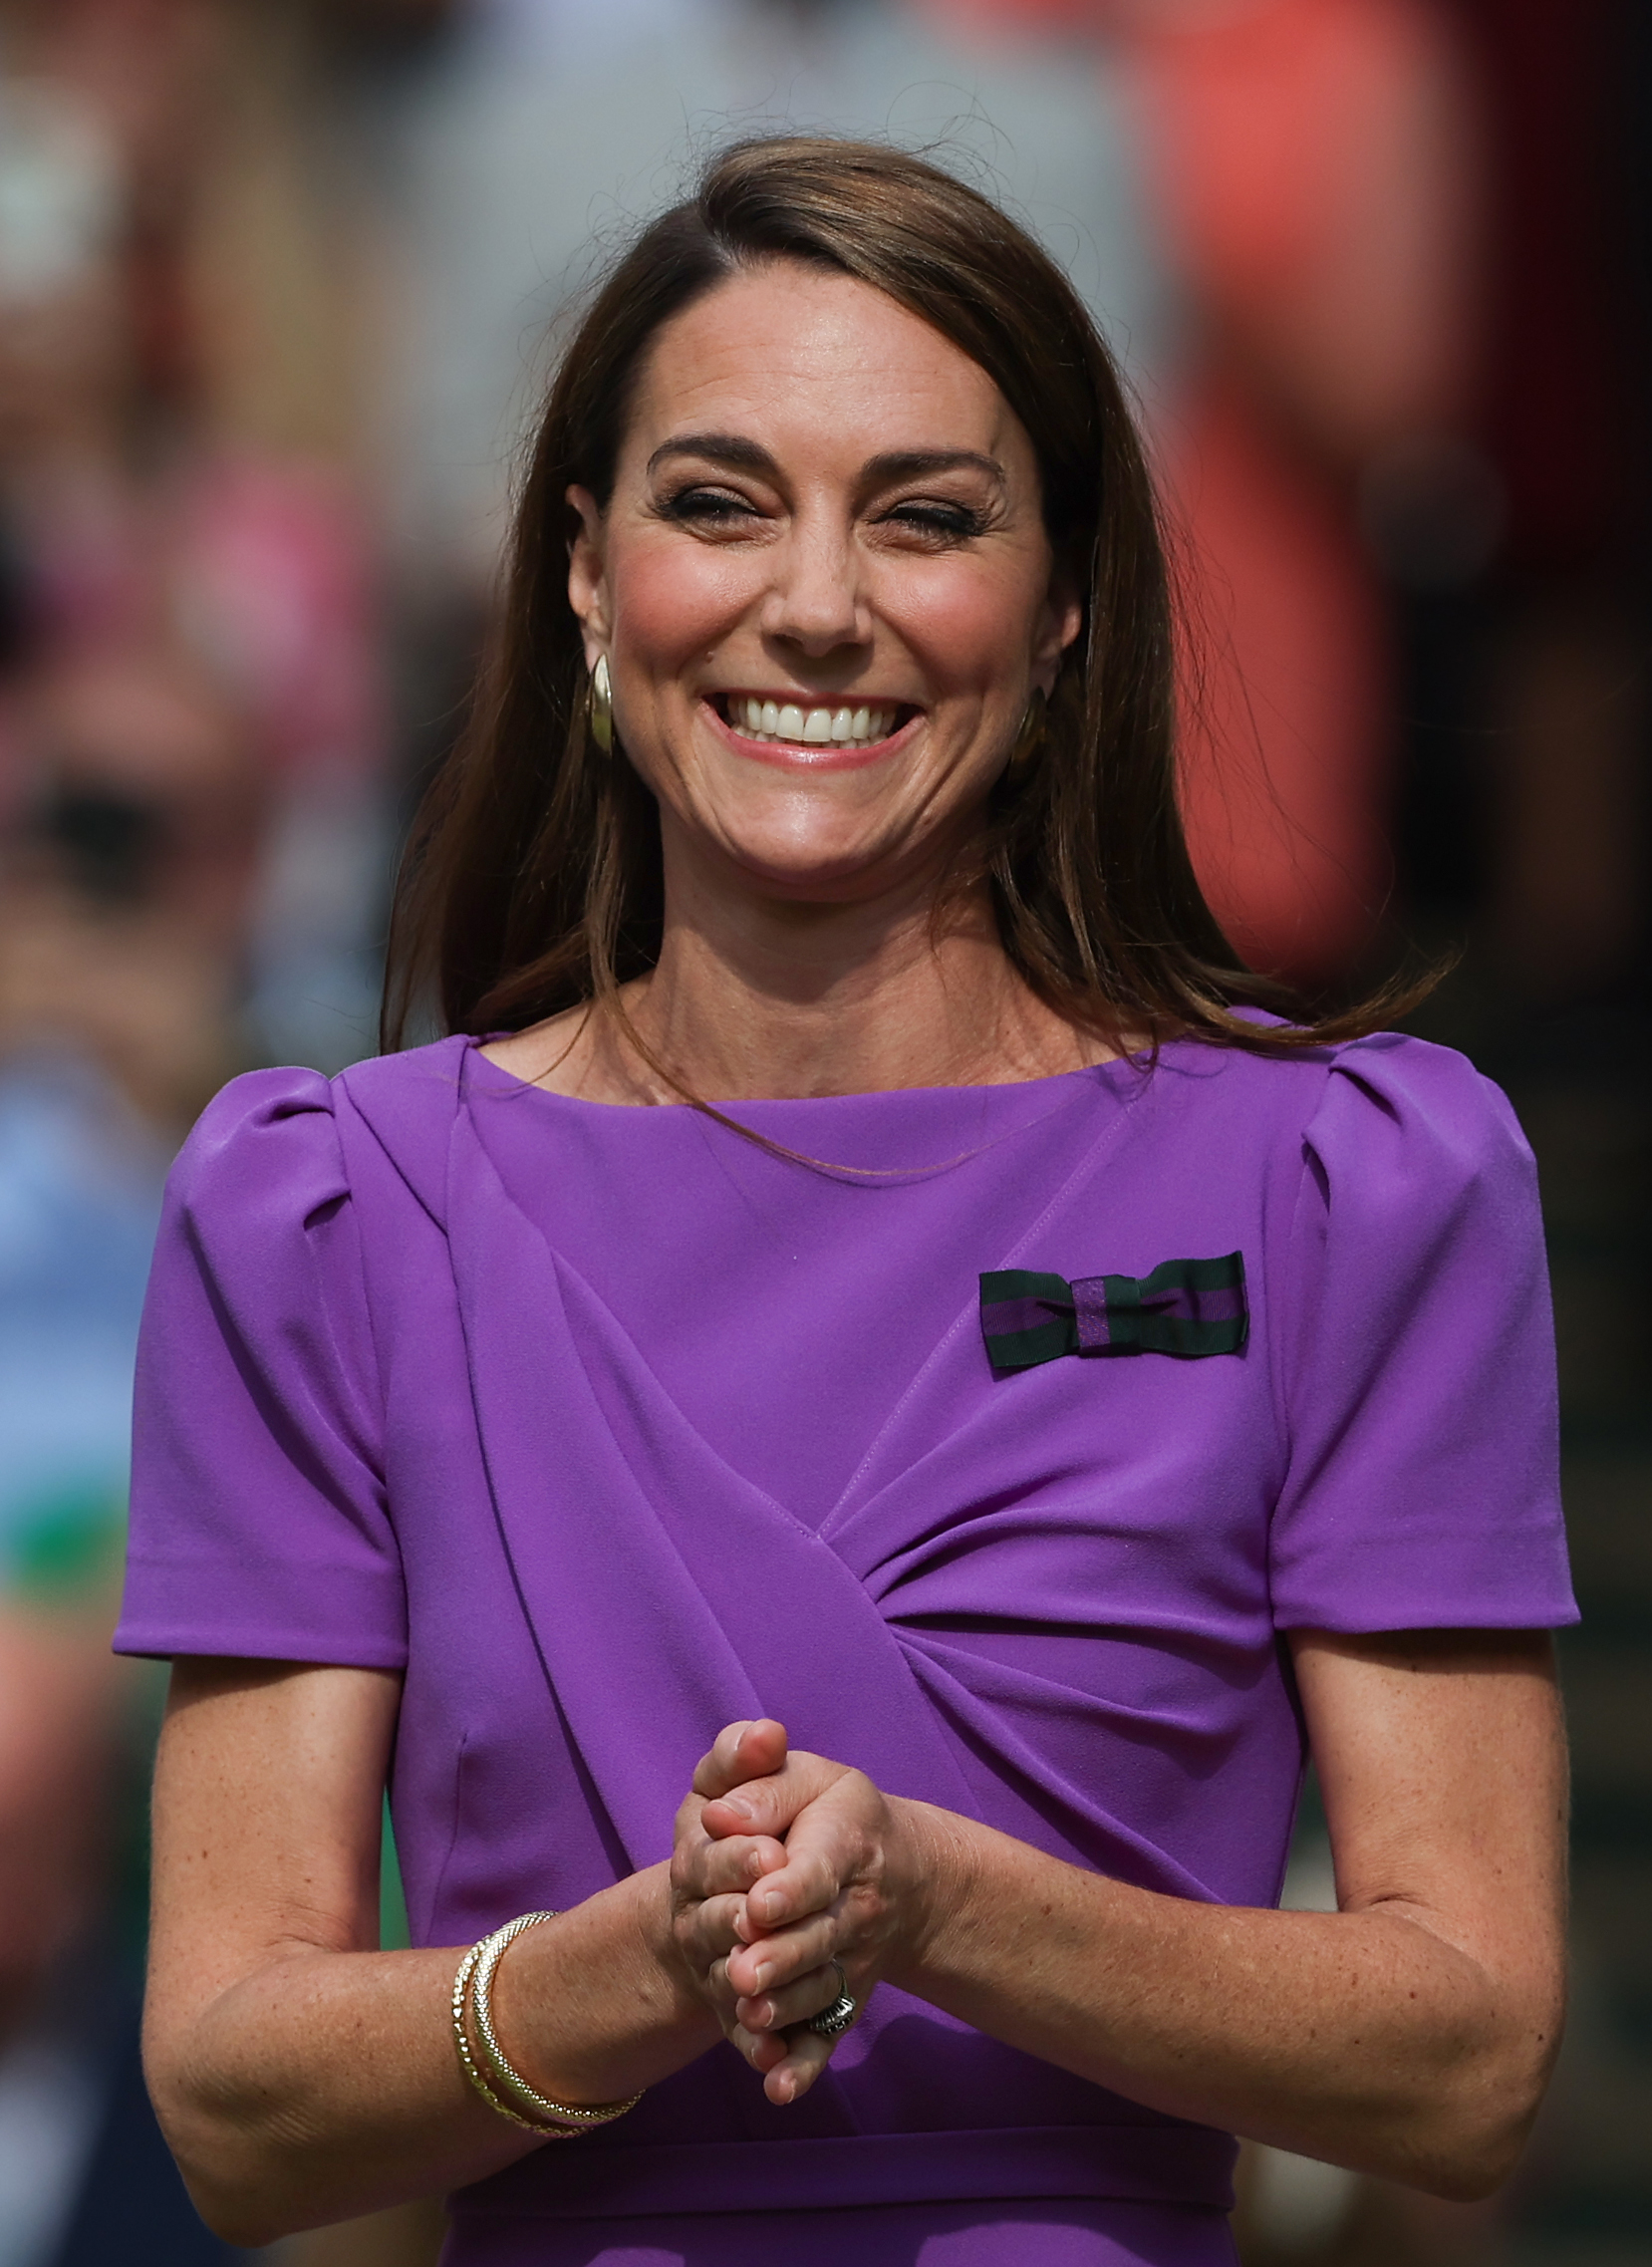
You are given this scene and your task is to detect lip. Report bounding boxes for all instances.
[701,694,923,773]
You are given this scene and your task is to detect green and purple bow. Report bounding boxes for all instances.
[980,1254,1247,1369]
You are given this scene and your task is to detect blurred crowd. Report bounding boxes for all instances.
[0,2,1643,2263]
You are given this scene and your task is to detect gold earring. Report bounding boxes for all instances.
[1006,688,1047,778]
[588,654,614,755]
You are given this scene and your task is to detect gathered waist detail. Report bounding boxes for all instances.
[452,2123,1238,2220]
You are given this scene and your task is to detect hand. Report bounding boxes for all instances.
[673,1720,944,2104]
[667,1722,792,2054]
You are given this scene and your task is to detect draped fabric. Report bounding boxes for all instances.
[118,1032,1574,2263]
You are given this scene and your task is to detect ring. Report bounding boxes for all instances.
[805,1959,857,2039]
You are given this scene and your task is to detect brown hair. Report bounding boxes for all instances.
[383,135,1422,1058]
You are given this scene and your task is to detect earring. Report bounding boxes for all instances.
[588,654,614,755]
[1006,688,1047,778]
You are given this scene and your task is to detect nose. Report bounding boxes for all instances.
[758,514,870,658]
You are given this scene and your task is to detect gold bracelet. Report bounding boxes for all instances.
[452,1922,573,2135]
[471,1912,643,2132]
[450,1912,643,2137]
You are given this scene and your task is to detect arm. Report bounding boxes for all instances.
[144,1660,781,2245]
[688,1631,1567,2197]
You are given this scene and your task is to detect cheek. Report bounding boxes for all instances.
[610,536,755,668]
[881,562,1042,696]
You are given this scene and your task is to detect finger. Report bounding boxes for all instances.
[739,1766,883,1922]
[763,2026,840,2107]
[700,1755,846,1846]
[725,1905,843,1998]
[692,1719,787,1801]
[677,1833,788,1901]
[725,2016,794,2075]
[674,1890,756,1971]
[732,1828,849,1935]
[734,1957,853,2037]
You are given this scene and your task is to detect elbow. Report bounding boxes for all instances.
[181,2186,297,2253]
[1420,2125,1535,2205]
[163,2125,312,2249]
[160,2147,301,2249]
[145,2065,310,2249]
[1421,2129,1531,2205]
[1407,2019,1563,2202]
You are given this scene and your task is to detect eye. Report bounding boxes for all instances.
[880,500,986,541]
[661,485,758,525]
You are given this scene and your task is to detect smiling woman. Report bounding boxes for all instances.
[381,137,1403,1087]
[121,140,1573,2267]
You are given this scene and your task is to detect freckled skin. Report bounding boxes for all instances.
[567,262,1080,909]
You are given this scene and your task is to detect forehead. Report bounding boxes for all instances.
[621,261,1032,475]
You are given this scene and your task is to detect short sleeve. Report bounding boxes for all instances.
[1268,1034,1576,1632]
[115,1069,407,1667]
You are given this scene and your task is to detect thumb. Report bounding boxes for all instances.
[700,1750,844,1844]
[692,1717,788,1802]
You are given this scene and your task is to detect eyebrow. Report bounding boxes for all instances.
[862,448,1006,487]
[647,433,775,477]
[645,434,1007,487]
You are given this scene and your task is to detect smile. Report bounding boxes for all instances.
[712,694,913,750]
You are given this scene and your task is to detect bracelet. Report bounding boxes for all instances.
[452,1924,569,2134]
[472,1913,644,2130]
[452,1911,644,2137]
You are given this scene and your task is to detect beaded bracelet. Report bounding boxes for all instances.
[452,1911,644,2137]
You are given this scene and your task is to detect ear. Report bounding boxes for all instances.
[1031,560,1084,697]
[566,484,611,669]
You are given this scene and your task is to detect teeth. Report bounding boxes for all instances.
[728,698,899,747]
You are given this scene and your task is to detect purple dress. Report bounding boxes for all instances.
[116,1031,1574,2267]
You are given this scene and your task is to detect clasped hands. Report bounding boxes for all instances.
[669,1719,942,2106]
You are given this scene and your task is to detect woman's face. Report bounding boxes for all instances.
[568,261,1080,907]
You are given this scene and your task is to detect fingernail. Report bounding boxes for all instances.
[720,1796,754,1820]
[755,1890,780,1921]
[751,1961,771,1989]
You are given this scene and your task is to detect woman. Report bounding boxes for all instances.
[118,141,1572,2266]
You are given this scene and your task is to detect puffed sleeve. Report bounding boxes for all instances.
[1268,1033,1575,1631]
[114,1068,407,1666]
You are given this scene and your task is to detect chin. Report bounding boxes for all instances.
[701,825,920,904]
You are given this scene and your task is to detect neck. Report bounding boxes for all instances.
[536,841,1111,1105]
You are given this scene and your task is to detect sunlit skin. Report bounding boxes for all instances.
[488,260,1091,1103]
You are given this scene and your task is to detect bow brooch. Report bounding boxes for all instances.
[980,1254,1247,1370]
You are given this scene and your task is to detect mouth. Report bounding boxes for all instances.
[708,692,919,760]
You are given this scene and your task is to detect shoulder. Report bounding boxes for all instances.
[334,1033,475,1128]
[1296,1031,1532,1201]
[170,1064,345,1241]
[1156,1026,1529,1178]
[1196,1031,1543,1286]
[170,1034,474,1243]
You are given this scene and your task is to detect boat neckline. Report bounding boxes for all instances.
[463,1031,1158,1113]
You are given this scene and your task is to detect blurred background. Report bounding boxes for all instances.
[0,0,1643,2260]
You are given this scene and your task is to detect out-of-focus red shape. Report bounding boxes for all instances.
[923,0,1483,984]
[1164,369,1391,983]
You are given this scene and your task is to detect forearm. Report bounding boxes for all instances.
[898,1804,1557,2197]
[151,1864,720,2245]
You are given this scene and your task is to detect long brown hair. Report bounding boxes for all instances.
[383,136,1422,1058]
